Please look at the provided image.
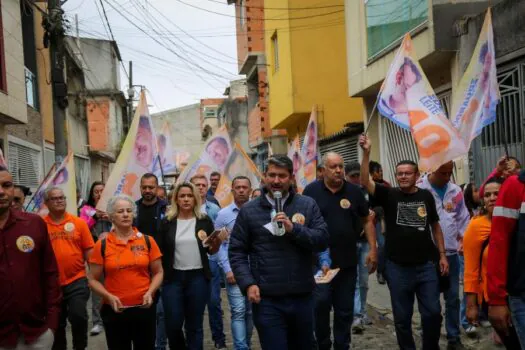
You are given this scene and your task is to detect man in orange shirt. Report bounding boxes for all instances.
[44,187,94,350]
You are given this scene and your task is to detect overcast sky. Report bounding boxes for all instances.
[63,0,240,113]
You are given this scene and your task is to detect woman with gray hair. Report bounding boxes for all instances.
[157,182,220,349]
[87,194,164,349]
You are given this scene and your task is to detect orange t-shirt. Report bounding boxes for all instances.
[89,230,162,307]
[45,212,95,286]
[463,215,491,303]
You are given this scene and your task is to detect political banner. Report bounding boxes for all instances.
[377,33,468,172]
[97,91,158,211]
[153,121,178,176]
[177,126,233,184]
[298,106,318,191]
[214,142,263,207]
[27,152,77,216]
[451,8,500,146]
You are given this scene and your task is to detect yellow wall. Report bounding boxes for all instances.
[266,0,363,138]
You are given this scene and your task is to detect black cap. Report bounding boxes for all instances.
[344,161,361,176]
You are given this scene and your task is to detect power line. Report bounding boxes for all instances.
[206,0,344,10]
[176,0,345,20]
[97,0,129,79]
[93,0,111,39]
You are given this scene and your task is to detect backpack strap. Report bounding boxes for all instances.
[144,234,151,252]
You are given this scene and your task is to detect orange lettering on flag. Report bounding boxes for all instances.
[410,111,451,158]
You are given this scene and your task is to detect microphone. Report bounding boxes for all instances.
[274,191,283,229]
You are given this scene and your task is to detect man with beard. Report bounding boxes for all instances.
[207,172,221,207]
[134,173,168,350]
[0,166,61,349]
[229,155,329,349]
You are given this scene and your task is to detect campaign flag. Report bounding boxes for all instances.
[298,106,318,190]
[214,142,263,207]
[377,34,468,172]
[0,148,6,167]
[97,91,158,210]
[267,142,274,157]
[153,121,178,175]
[177,126,233,184]
[174,149,191,170]
[451,8,500,146]
[27,152,77,216]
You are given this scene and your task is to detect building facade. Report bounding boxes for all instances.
[218,79,251,154]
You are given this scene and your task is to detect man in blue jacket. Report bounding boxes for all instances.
[229,155,329,349]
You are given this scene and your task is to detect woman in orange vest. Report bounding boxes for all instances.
[87,194,164,349]
[463,178,520,348]
[158,182,220,349]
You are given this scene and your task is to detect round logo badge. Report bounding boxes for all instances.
[292,213,305,225]
[16,236,35,253]
[417,206,427,218]
[444,202,454,213]
[64,222,75,232]
[340,199,351,209]
[197,230,208,241]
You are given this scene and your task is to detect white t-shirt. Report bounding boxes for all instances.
[174,218,203,270]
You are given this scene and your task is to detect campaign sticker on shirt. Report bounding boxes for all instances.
[340,199,351,209]
[444,202,455,213]
[417,206,427,218]
[292,213,305,225]
[136,232,143,238]
[16,236,35,253]
[64,222,75,232]
[197,230,207,241]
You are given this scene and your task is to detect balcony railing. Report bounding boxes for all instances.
[25,67,38,109]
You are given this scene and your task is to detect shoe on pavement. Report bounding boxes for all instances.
[90,324,103,336]
[361,315,373,325]
[465,325,477,337]
[480,320,491,328]
[377,273,386,285]
[351,317,364,334]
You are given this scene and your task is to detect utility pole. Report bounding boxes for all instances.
[126,60,134,133]
[44,0,68,166]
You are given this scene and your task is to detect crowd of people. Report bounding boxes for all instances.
[0,136,524,350]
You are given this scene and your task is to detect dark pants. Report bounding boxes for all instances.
[101,304,156,350]
[443,254,461,344]
[52,277,90,350]
[314,267,357,350]
[385,260,441,350]
[208,259,226,346]
[253,294,314,350]
[162,269,210,350]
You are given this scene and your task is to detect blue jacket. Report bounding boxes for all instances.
[229,189,329,297]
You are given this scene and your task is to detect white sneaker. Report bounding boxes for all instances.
[480,320,491,328]
[352,317,364,334]
[90,325,103,336]
[465,325,477,337]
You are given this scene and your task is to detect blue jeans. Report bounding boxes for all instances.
[509,295,525,348]
[253,294,314,349]
[385,260,441,350]
[226,282,253,350]
[162,269,210,350]
[315,267,357,350]
[208,259,226,345]
[156,295,168,350]
[443,254,461,344]
[376,222,386,275]
[354,241,370,318]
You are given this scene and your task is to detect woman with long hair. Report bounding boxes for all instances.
[463,178,521,348]
[88,195,164,349]
[158,182,220,349]
[463,183,481,218]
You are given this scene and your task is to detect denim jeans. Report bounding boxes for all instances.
[208,259,226,346]
[315,267,357,350]
[155,295,168,350]
[443,254,461,344]
[253,294,314,349]
[226,282,253,350]
[376,222,386,275]
[354,241,370,318]
[385,260,441,350]
[162,269,210,350]
[509,295,525,349]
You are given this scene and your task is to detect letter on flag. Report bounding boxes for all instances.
[27,151,77,216]
[97,91,158,211]
[377,34,468,172]
[451,8,499,147]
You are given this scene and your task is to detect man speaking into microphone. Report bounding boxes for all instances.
[229,155,329,349]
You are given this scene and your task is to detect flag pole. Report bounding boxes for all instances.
[157,154,166,189]
[24,163,57,211]
[363,96,380,134]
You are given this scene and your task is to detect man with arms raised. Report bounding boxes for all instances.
[359,135,449,350]
[0,167,61,349]
[229,155,329,349]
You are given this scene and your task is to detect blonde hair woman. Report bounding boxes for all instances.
[158,182,220,350]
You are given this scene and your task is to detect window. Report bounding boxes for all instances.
[0,0,7,93]
[8,137,42,191]
[365,0,428,59]
[240,0,246,27]
[25,68,38,108]
[272,33,279,72]
[204,106,217,118]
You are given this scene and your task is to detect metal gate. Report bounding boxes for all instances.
[319,136,359,165]
[472,61,525,185]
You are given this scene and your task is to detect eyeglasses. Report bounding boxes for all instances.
[48,196,66,202]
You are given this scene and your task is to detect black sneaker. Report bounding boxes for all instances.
[377,273,386,285]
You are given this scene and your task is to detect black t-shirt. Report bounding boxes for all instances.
[303,180,369,268]
[137,203,158,239]
[374,185,439,265]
